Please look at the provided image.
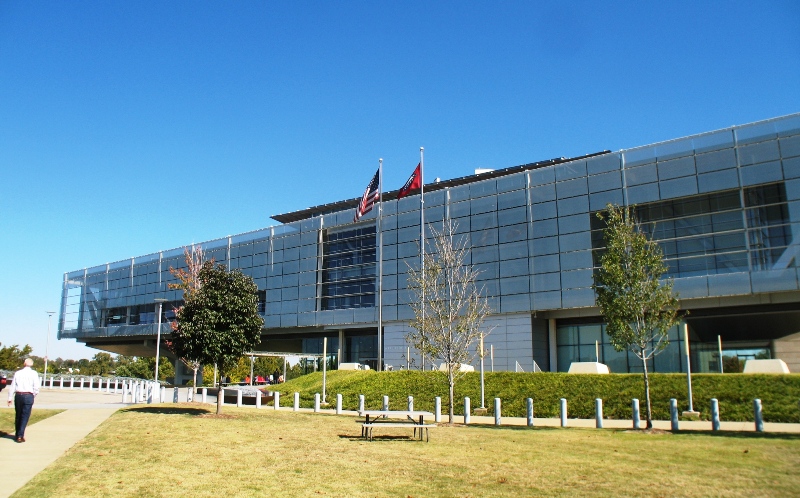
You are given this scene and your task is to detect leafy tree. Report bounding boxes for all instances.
[0,343,33,370]
[225,355,285,384]
[406,220,493,424]
[116,356,174,380]
[171,261,263,414]
[593,204,680,429]
[91,353,115,375]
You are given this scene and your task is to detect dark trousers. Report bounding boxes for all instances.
[14,393,34,438]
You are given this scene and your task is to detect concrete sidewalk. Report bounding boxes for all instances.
[0,389,129,498]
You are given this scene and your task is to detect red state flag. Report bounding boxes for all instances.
[397,163,421,199]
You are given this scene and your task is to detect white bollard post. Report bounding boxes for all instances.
[408,395,414,412]
[274,391,280,410]
[173,387,179,403]
[336,394,342,414]
[121,382,127,403]
[60,376,65,389]
[132,383,138,404]
[632,399,641,429]
[114,379,119,394]
[106,379,111,393]
[754,399,764,432]
[494,398,501,426]
[256,390,262,408]
[220,388,226,406]
[382,395,389,411]
[236,390,243,407]
[711,398,720,431]
[435,397,441,423]
[294,392,300,411]
[526,398,534,427]
[70,377,75,389]
[464,397,471,425]
[314,393,320,412]
[670,398,680,431]
[160,386,166,403]
[358,394,365,413]
[147,384,153,404]
[560,398,568,427]
[187,387,193,402]
[80,377,85,390]
[202,388,208,404]
[596,398,603,429]
[89,376,94,391]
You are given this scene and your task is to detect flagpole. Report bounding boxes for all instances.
[420,147,425,371]
[377,158,384,372]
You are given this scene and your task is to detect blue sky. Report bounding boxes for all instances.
[1,1,798,360]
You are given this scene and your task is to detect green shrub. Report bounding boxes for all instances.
[276,371,800,423]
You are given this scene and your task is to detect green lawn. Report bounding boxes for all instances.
[13,404,800,497]
[0,408,63,436]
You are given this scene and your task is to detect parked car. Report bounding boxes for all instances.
[0,374,9,392]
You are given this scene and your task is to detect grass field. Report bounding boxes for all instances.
[0,409,63,436]
[13,404,800,497]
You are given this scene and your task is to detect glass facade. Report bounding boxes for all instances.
[556,323,685,373]
[590,182,792,278]
[321,226,376,310]
[58,113,800,373]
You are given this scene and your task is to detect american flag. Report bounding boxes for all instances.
[354,168,380,222]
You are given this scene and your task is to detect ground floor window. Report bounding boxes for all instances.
[555,322,776,373]
[556,322,685,373]
[345,333,378,370]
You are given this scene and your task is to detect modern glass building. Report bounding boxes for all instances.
[59,113,800,380]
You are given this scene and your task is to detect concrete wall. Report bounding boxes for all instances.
[773,331,800,373]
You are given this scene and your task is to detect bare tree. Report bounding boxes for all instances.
[406,220,493,424]
[167,245,212,392]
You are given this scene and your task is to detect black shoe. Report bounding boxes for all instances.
[16,437,25,443]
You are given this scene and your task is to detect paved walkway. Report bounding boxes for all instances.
[0,389,129,498]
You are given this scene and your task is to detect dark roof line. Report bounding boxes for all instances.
[270,150,612,224]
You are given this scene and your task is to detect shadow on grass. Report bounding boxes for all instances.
[434,423,800,440]
[121,406,211,416]
[669,430,800,441]
[338,434,429,442]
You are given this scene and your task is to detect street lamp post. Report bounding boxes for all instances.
[44,311,55,384]
[154,299,168,382]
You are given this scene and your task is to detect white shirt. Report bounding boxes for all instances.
[8,366,41,401]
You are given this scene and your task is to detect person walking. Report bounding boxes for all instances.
[6,358,41,443]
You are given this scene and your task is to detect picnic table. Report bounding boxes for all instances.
[357,410,436,441]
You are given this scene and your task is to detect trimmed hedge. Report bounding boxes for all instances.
[277,370,800,423]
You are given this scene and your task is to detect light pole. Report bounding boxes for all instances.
[154,299,168,382]
[44,311,55,383]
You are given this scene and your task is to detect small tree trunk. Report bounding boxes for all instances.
[191,366,198,402]
[448,370,455,425]
[216,371,224,415]
[642,354,653,429]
